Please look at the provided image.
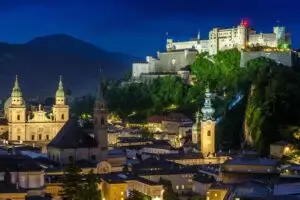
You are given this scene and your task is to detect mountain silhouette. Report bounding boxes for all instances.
[0,34,139,100]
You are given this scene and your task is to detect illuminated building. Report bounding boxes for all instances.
[166,20,291,55]
[4,76,69,143]
[200,86,216,157]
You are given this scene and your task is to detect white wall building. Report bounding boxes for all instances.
[166,22,289,55]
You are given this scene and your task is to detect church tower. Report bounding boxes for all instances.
[93,74,108,161]
[52,76,69,133]
[8,75,26,141]
[200,85,216,157]
[192,110,200,144]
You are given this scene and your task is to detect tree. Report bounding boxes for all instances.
[77,170,101,200]
[159,178,179,200]
[60,158,83,200]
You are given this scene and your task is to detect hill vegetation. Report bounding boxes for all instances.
[72,49,300,154]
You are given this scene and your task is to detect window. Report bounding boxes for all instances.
[17,115,20,120]
[101,117,105,125]
[91,155,96,161]
[17,136,21,141]
[31,135,35,140]
[61,114,64,120]
[46,135,49,140]
[38,134,42,140]
[207,131,211,136]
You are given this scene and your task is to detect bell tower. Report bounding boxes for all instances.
[200,85,216,157]
[8,75,26,141]
[192,110,200,144]
[93,73,108,161]
[52,76,69,134]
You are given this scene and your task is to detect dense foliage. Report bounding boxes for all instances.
[159,178,179,200]
[244,57,300,154]
[60,159,101,200]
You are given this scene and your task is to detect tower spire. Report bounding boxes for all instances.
[96,67,105,102]
[201,84,215,121]
[14,75,19,89]
[56,75,65,98]
[11,75,22,98]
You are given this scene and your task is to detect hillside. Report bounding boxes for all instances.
[0,34,139,100]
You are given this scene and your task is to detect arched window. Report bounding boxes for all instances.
[61,114,64,120]
[207,131,211,137]
[17,115,20,121]
[101,117,105,125]
[38,134,42,140]
[17,136,21,141]
[31,135,35,140]
[46,135,49,140]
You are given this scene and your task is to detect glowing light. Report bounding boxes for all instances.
[240,19,249,28]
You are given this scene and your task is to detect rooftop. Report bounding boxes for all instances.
[0,155,43,172]
[48,120,98,149]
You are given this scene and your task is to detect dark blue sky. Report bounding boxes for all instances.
[0,0,299,57]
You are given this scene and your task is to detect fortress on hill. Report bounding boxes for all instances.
[132,20,296,83]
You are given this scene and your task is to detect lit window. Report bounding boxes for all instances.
[207,131,211,136]
[176,185,179,190]
[121,192,124,195]
[181,185,184,189]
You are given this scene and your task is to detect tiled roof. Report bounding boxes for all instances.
[147,115,167,123]
[47,120,98,149]
[0,155,43,172]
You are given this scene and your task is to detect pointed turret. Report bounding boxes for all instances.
[11,75,22,98]
[95,70,106,109]
[201,85,215,121]
[55,76,65,105]
[11,75,24,106]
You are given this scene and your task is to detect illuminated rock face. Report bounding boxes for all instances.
[6,76,69,142]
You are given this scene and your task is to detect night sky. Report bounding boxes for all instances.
[0,0,299,57]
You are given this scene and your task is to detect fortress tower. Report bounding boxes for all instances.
[200,86,216,157]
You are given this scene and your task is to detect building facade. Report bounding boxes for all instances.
[200,86,216,157]
[166,21,290,55]
[5,76,69,142]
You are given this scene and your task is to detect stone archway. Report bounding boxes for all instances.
[97,161,112,174]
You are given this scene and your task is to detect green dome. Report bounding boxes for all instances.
[56,76,65,98]
[11,75,23,98]
[56,89,65,97]
[12,88,22,97]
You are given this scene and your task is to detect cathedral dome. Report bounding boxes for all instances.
[4,97,11,109]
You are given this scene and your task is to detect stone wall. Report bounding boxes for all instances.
[240,51,294,67]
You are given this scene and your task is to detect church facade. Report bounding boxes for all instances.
[5,76,69,142]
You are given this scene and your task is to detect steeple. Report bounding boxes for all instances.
[11,75,22,98]
[201,85,215,121]
[197,30,200,40]
[56,76,65,98]
[95,69,105,105]
[55,76,65,105]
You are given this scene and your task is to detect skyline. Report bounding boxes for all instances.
[0,0,299,57]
